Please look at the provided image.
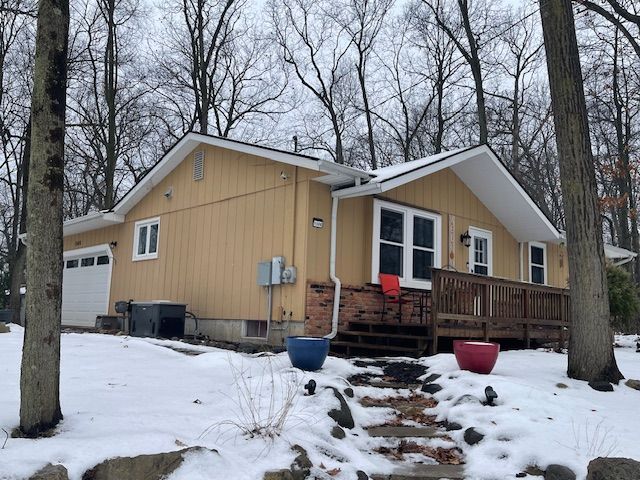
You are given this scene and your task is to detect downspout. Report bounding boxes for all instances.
[325,194,341,339]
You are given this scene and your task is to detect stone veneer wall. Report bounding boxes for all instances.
[304,281,430,336]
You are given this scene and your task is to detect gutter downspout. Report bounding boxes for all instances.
[325,194,341,339]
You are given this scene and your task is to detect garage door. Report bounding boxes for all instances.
[62,245,113,327]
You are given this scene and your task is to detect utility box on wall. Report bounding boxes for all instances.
[257,261,272,286]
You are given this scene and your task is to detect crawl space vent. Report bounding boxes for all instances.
[193,151,204,181]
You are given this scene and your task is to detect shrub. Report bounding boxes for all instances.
[607,264,640,333]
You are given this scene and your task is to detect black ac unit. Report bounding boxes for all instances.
[129,302,186,339]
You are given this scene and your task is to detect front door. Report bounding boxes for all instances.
[468,227,493,276]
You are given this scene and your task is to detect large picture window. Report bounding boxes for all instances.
[372,199,441,288]
[529,241,547,285]
[133,217,160,261]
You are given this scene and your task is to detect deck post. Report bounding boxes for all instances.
[483,283,490,342]
[431,271,439,354]
[523,287,530,348]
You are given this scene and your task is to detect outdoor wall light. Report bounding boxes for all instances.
[109,241,118,249]
[460,231,472,248]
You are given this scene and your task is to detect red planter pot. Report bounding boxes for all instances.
[453,340,500,374]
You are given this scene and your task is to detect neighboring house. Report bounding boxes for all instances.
[61,132,636,347]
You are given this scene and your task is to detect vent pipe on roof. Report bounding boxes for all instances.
[325,195,341,339]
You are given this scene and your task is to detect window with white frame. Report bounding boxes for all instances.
[529,241,547,284]
[372,199,441,288]
[133,217,160,261]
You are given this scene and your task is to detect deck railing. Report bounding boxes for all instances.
[430,269,570,353]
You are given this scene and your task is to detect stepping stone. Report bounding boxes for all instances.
[367,426,441,438]
[371,464,465,479]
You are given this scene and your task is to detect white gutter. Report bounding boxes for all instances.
[519,242,524,281]
[325,195,341,339]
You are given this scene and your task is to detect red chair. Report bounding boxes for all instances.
[379,273,423,323]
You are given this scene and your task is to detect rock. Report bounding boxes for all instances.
[453,394,482,406]
[327,387,355,429]
[556,383,568,389]
[463,427,484,445]
[484,386,498,405]
[264,470,294,480]
[588,380,614,392]
[29,464,69,480]
[421,383,442,394]
[331,425,346,439]
[290,445,312,480]
[524,465,545,477]
[356,471,369,480]
[81,446,217,480]
[0,322,10,333]
[586,457,640,480]
[444,420,463,431]
[421,373,441,385]
[343,387,354,398]
[544,464,576,480]
[625,379,640,391]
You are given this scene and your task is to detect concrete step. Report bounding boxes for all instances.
[371,464,465,480]
[367,426,442,438]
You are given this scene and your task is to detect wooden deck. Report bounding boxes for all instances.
[331,269,570,357]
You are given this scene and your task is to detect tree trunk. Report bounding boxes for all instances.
[8,121,31,325]
[103,0,117,209]
[539,0,623,383]
[19,0,69,436]
[458,0,488,145]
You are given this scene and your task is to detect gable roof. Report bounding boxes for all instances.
[331,145,562,243]
[64,132,372,236]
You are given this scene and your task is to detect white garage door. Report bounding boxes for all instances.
[62,245,113,327]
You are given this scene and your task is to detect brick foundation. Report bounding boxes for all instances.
[304,281,430,336]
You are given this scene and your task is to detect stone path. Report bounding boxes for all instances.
[351,359,466,480]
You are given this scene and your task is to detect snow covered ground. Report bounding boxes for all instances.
[420,336,640,479]
[1,326,639,480]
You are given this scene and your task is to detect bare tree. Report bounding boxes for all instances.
[332,0,394,169]
[422,0,494,144]
[19,0,69,435]
[539,0,623,383]
[271,0,356,164]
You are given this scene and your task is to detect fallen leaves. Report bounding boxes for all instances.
[375,441,464,464]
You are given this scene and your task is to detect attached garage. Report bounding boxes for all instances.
[62,245,113,327]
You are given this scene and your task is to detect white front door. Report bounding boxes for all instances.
[62,245,113,327]
[468,227,493,276]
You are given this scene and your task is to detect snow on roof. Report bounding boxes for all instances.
[369,147,474,183]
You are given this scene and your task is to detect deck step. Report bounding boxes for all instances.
[367,426,442,438]
[371,464,465,480]
[330,340,422,357]
[339,330,431,341]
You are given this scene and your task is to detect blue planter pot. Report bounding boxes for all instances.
[286,336,330,371]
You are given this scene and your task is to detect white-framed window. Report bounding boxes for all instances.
[133,217,160,261]
[371,199,442,289]
[529,241,547,285]
[467,226,493,276]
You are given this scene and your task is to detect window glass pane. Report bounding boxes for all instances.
[474,237,487,264]
[245,320,267,338]
[531,246,544,266]
[413,217,434,249]
[474,265,488,276]
[380,209,403,243]
[380,243,403,276]
[413,249,434,280]
[149,223,159,254]
[137,225,148,255]
[81,257,95,267]
[532,266,545,284]
[97,255,109,265]
[66,259,78,269]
